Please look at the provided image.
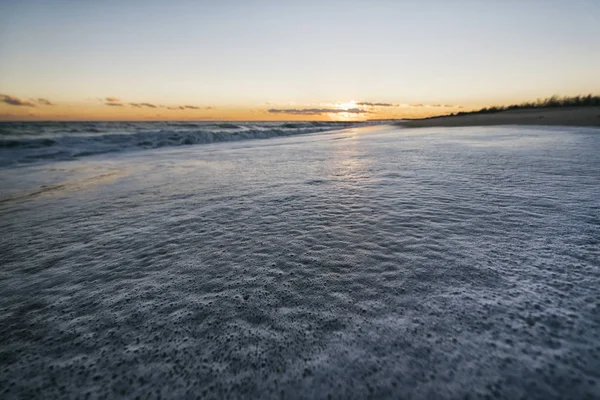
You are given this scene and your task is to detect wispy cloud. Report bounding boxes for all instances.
[165,105,215,110]
[97,97,214,111]
[1,94,36,107]
[101,96,126,107]
[35,98,54,106]
[410,103,460,108]
[356,102,398,107]
[129,102,157,108]
[268,108,369,115]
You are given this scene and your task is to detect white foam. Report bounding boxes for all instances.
[1,125,599,398]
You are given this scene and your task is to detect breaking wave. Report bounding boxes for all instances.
[0,121,369,167]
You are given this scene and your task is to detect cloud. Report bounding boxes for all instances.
[165,104,214,111]
[410,103,461,108]
[356,102,398,107]
[102,96,126,107]
[431,104,460,108]
[129,102,157,108]
[35,98,54,106]
[1,94,36,107]
[408,103,460,108]
[268,108,369,115]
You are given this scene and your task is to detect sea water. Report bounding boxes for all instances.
[1,124,599,398]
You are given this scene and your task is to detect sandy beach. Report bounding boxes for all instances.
[400,106,600,128]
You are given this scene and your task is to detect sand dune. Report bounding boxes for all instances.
[400,106,600,128]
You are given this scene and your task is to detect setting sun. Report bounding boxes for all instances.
[336,101,358,110]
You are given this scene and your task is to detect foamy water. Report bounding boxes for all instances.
[1,124,599,399]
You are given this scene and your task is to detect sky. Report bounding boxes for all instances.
[1,0,599,121]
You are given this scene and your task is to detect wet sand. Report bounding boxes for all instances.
[400,106,600,128]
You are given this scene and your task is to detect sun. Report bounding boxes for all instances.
[336,100,357,110]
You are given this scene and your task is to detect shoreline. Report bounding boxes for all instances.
[398,106,600,128]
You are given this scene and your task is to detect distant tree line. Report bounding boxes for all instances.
[453,94,600,117]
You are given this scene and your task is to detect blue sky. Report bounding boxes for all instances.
[1,0,599,120]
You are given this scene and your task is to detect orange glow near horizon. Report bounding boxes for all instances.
[0,97,475,122]
[2,2,599,123]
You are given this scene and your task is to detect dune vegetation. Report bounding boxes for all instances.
[452,95,600,117]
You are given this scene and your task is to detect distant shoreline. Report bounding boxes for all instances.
[398,106,600,128]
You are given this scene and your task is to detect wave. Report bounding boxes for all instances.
[1,138,57,149]
[0,121,369,167]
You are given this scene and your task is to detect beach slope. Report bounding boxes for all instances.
[400,106,600,128]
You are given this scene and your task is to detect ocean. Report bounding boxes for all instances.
[0,121,366,168]
[1,123,599,398]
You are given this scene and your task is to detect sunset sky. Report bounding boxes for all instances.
[1,0,599,121]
